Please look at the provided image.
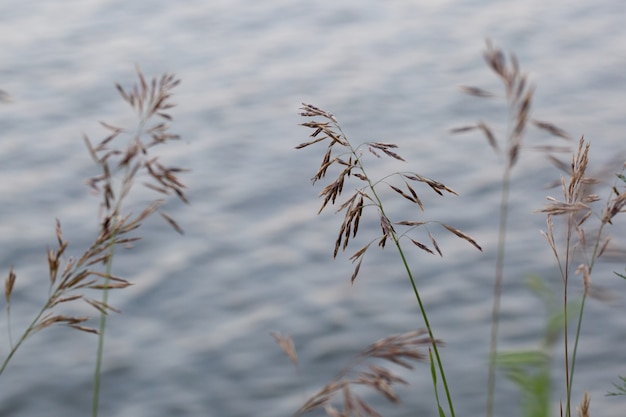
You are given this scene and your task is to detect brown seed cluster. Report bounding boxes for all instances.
[576,391,590,417]
[283,330,437,417]
[539,136,626,298]
[3,69,188,341]
[602,169,626,225]
[453,39,573,170]
[298,103,481,284]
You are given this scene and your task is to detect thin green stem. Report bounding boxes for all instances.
[394,236,455,417]
[0,302,49,376]
[91,127,137,417]
[429,348,445,416]
[91,240,115,417]
[563,219,572,417]
[565,220,606,417]
[89,102,149,416]
[485,164,512,417]
[566,294,585,417]
[6,304,13,351]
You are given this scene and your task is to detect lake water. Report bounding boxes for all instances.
[0,0,625,416]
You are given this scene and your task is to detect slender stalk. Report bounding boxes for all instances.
[483,46,529,415]
[394,237,455,417]
[91,241,115,417]
[485,164,512,417]
[6,306,13,351]
[86,70,185,417]
[562,215,573,417]
[565,294,584,417]
[0,302,48,376]
[429,348,445,415]
[565,219,607,417]
[91,165,128,416]
[0,273,76,376]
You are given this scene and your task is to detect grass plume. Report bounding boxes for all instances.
[452,39,541,417]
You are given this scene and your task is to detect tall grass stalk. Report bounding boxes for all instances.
[1,71,188,413]
[296,103,481,416]
[85,68,189,417]
[331,120,456,416]
[0,67,189,417]
[91,242,116,416]
[487,160,512,417]
[452,40,537,417]
[454,41,626,417]
[567,166,626,411]
[539,140,626,416]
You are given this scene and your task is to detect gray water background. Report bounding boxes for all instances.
[0,0,625,416]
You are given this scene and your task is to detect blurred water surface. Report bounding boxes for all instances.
[0,0,625,416]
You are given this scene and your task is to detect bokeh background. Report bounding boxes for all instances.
[0,0,625,416]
